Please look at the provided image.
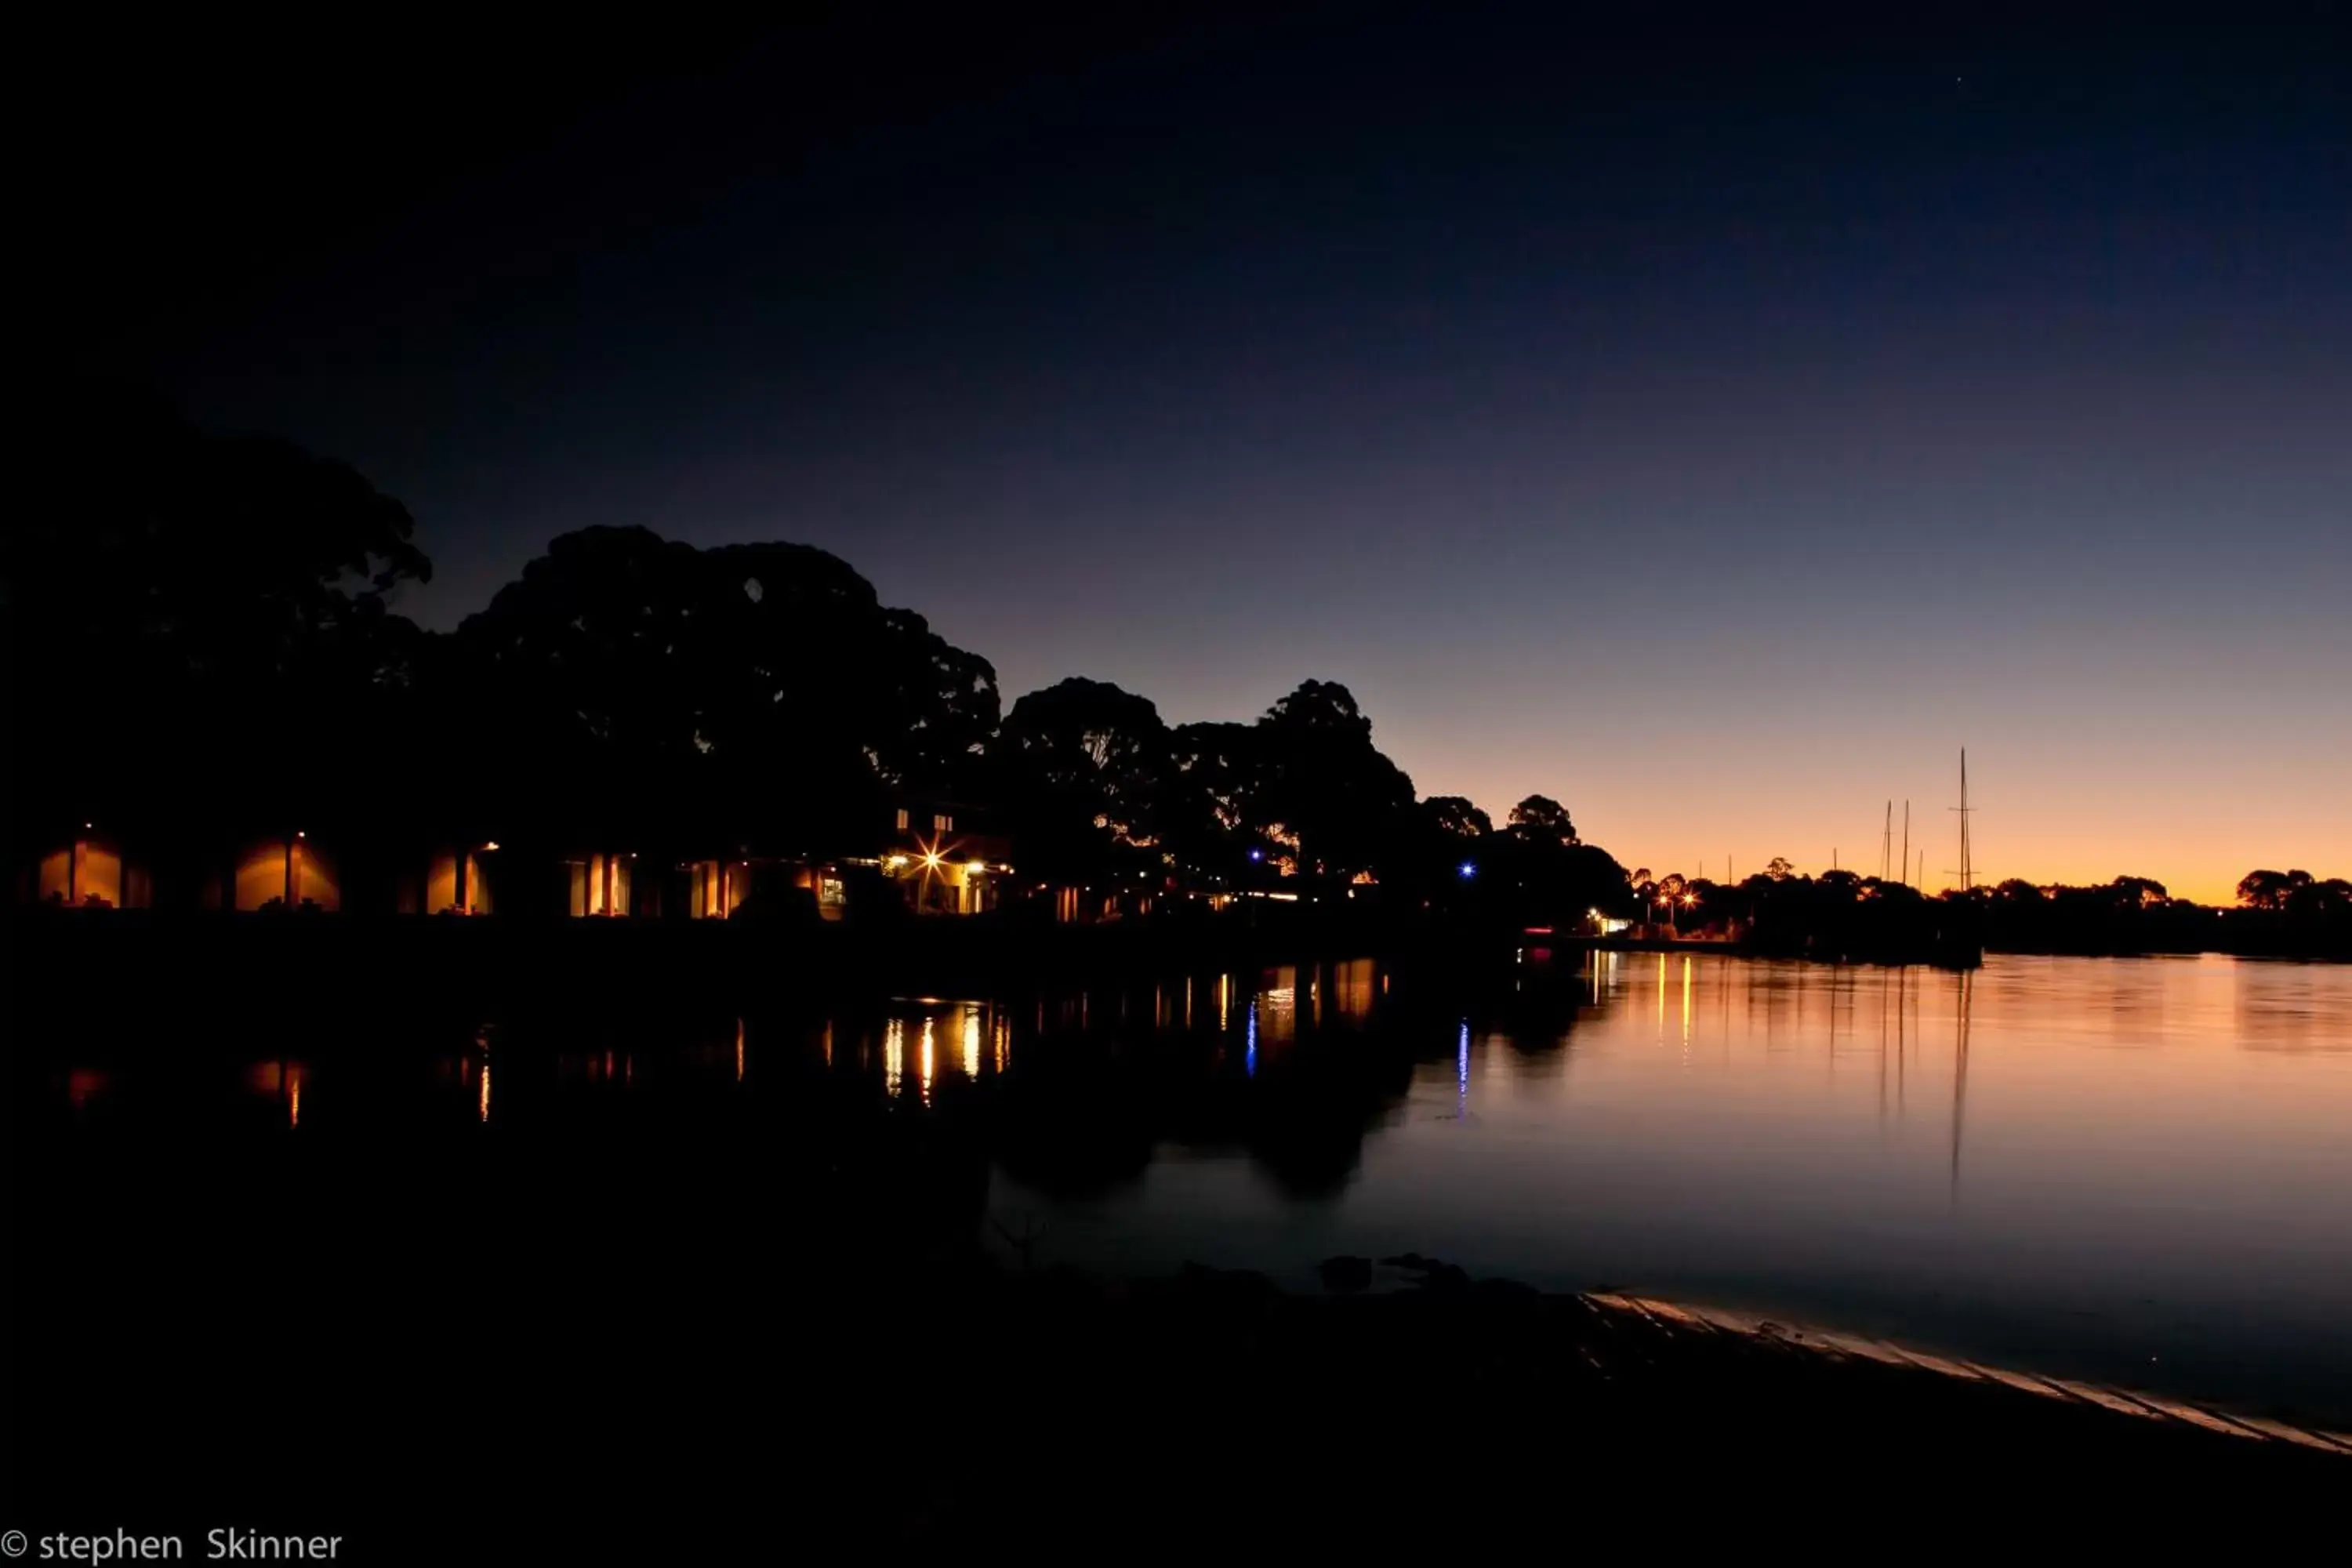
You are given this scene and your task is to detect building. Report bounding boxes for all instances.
[396,845,496,916]
[24,827,151,909]
[873,799,1011,916]
[14,796,1014,924]
[209,834,339,912]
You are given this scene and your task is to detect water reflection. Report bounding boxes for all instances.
[16,953,2352,1420]
[1951,969,1972,1202]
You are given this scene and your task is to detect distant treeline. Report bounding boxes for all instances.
[8,388,2343,957]
[1658,868,2350,961]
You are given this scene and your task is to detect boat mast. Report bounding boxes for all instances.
[1960,749,1973,892]
[1946,747,1976,893]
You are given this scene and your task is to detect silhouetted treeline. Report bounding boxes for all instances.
[1661,868,2351,960]
[9,392,2344,959]
[6,390,1631,927]
[10,384,432,900]
[988,675,1632,920]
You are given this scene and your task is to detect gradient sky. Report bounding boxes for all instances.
[52,7,2350,902]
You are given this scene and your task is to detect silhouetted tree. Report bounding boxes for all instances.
[1247,680,1416,884]
[991,677,1170,884]
[8,384,430,888]
[1162,720,1265,884]
[2236,869,2302,910]
[1422,797,1490,840]
[1506,794,1577,848]
[451,527,997,858]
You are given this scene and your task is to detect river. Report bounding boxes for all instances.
[22,949,2352,1423]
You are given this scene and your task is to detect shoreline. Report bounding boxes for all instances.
[12,1251,2339,1552]
[8,913,2343,1033]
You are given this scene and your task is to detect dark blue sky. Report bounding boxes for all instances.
[54,5,2351,896]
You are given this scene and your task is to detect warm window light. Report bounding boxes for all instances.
[482,840,501,851]
[296,830,306,840]
[965,860,987,875]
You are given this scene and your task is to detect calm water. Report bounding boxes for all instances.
[1009,954,2352,1415]
[29,951,2352,1420]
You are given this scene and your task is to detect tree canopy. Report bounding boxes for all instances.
[2,392,1770,936]
[1507,794,1577,849]
[450,526,999,851]
[8,384,430,856]
[990,677,1169,884]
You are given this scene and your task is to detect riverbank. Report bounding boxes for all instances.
[10,1247,2336,1556]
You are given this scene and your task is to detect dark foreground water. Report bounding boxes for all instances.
[16,950,2352,1425]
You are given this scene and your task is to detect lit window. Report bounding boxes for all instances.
[934,813,953,832]
[895,808,909,832]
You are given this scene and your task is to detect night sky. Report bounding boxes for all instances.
[49,6,2350,901]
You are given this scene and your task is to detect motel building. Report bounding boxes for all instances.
[17,798,1017,924]
[866,799,1012,917]
[23,825,154,910]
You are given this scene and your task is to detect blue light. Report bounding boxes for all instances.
[1458,861,1476,880]
[1457,1020,1471,1116]
[1249,848,1263,862]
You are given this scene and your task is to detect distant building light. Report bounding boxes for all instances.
[483,840,501,852]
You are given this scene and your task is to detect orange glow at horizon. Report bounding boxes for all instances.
[1431,745,2350,910]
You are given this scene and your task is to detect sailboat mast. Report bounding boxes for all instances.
[1960,748,1973,892]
